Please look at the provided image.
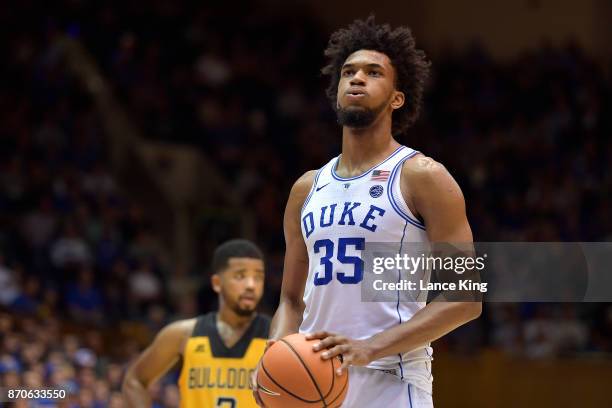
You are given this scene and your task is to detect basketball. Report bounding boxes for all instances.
[256,333,349,408]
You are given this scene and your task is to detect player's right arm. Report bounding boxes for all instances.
[122,319,194,407]
[268,170,316,340]
[253,170,315,407]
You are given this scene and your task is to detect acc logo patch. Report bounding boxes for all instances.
[369,185,384,198]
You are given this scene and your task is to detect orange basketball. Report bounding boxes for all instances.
[256,333,349,408]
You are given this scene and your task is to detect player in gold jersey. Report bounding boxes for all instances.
[123,239,270,407]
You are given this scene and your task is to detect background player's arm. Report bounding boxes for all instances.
[365,157,481,359]
[122,319,193,407]
[268,170,316,340]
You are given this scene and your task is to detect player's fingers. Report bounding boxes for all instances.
[313,335,345,351]
[321,344,350,359]
[338,355,352,375]
[305,331,331,340]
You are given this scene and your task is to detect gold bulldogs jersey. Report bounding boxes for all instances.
[178,312,270,408]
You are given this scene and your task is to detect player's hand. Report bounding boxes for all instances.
[306,331,375,376]
[251,339,277,407]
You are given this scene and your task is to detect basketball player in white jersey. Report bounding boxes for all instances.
[255,16,481,407]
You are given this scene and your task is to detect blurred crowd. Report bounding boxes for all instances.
[0,19,177,326]
[1,0,612,405]
[0,312,179,407]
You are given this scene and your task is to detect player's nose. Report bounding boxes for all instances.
[349,70,367,86]
[244,276,257,289]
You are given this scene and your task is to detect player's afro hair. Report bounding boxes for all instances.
[322,16,430,136]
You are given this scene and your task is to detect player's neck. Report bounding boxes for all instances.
[340,118,399,175]
[217,307,255,329]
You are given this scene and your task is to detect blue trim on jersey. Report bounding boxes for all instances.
[387,151,426,230]
[396,220,408,380]
[408,383,413,408]
[300,166,324,215]
[331,145,406,181]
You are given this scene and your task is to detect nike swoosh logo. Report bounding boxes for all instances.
[316,183,330,192]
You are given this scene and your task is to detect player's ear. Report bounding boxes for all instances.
[211,273,222,294]
[391,90,405,110]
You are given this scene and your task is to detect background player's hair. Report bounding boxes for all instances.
[321,15,431,136]
[212,239,264,273]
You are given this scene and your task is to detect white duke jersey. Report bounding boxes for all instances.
[299,145,433,393]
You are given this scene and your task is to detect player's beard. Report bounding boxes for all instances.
[336,98,387,129]
[233,305,256,317]
[230,296,258,317]
[221,288,258,317]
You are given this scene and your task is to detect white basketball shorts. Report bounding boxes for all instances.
[340,366,433,408]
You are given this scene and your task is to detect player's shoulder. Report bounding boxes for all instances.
[401,154,448,181]
[286,170,318,210]
[162,317,199,338]
[401,153,464,206]
[291,170,318,195]
[150,317,198,354]
[401,154,459,189]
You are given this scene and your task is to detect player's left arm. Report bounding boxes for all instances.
[309,156,482,374]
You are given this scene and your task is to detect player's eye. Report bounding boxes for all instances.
[369,71,381,77]
[342,70,354,77]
